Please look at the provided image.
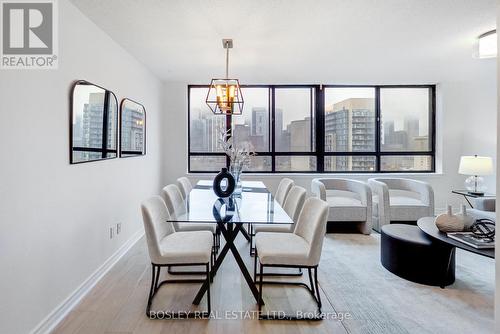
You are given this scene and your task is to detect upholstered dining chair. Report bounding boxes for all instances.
[252,185,308,274]
[176,177,193,201]
[161,184,217,234]
[254,197,329,320]
[161,184,219,273]
[311,178,372,235]
[368,178,435,232]
[248,178,295,255]
[254,185,307,234]
[141,196,212,318]
[274,178,295,206]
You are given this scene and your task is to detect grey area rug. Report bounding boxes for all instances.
[318,233,494,334]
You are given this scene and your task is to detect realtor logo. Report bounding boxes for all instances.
[1,0,58,69]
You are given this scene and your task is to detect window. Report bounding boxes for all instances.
[189,88,225,153]
[324,87,376,172]
[379,87,433,171]
[274,88,314,152]
[188,85,435,173]
[274,87,316,172]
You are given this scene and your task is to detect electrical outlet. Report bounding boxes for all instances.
[117,223,122,234]
[110,227,114,239]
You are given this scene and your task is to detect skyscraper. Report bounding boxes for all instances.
[80,92,116,159]
[121,107,144,152]
[288,117,313,170]
[251,107,268,151]
[190,109,226,152]
[324,98,375,171]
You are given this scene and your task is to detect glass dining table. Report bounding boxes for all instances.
[167,180,294,306]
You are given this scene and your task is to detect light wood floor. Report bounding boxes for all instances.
[53,232,494,334]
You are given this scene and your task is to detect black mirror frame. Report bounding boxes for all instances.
[69,80,119,165]
[119,98,147,158]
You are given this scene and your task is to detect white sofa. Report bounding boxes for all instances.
[368,178,434,232]
[311,178,372,234]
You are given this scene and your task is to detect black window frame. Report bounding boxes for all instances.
[188,84,436,173]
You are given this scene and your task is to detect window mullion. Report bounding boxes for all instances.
[271,87,276,172]
[316,85,324,172]
[375,86,381,172]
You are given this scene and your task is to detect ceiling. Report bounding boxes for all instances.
[70,0,496,83]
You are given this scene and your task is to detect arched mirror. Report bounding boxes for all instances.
[70,80,118,164]
[120,98,146,157]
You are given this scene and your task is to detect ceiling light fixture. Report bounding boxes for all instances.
[474,30,497,59]
[206,39,244,115]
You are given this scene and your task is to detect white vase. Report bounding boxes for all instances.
[456,204,474,231]
[229,163,243,196]
[435,205,464,232]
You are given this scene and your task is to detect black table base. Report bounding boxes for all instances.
[381,224,455,288]
[192,221,264,305]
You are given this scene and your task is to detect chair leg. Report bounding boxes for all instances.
[215,228,220,253]
[258,265,323,320]
[308,267,315,297]
[146,264,157,316]
[314,267,322,310]
[217,227,222,252]
[249,225,255,256]
[258,261,264,313]
[146,263,211,319]
[206,263,211,314]
[154,265,161,291]
[146,265,162,316]
[253,249,258,282]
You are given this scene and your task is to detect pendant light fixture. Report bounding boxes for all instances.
[206,39,244,115]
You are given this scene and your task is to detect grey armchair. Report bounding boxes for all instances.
[311,178,372,234]
[368,178,434,232]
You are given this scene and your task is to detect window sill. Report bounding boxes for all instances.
[187,172,444,178]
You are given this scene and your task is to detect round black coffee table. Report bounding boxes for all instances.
[417,217,494,259]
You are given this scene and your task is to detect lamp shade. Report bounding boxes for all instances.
[458,156,493,176]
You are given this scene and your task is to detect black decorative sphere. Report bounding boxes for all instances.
[213,168,235,198]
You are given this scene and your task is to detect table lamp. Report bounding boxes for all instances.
[458,155,493,195]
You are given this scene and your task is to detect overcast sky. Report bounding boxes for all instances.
[191,87,429,136]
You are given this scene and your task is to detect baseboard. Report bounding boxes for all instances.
[31,229,145,334]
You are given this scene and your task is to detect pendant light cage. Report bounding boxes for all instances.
[206,39,244,115]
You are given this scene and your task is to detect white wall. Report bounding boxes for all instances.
[163,70,496,212]
[496,2,500,331]
[459,61,498,191]
[0,1,163,333]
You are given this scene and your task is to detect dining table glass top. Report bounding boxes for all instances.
[168,180,293,225]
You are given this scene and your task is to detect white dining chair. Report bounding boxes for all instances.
[176,177,193,201]
[274,178,295,206]
[161,184,217,233]
[161,184,219,273]
[254,197,329,320]
[252,185,307,275]
[311,178,372,235]
[254,186,307,234]
[141,196,212,318]
[248,178,295,255]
